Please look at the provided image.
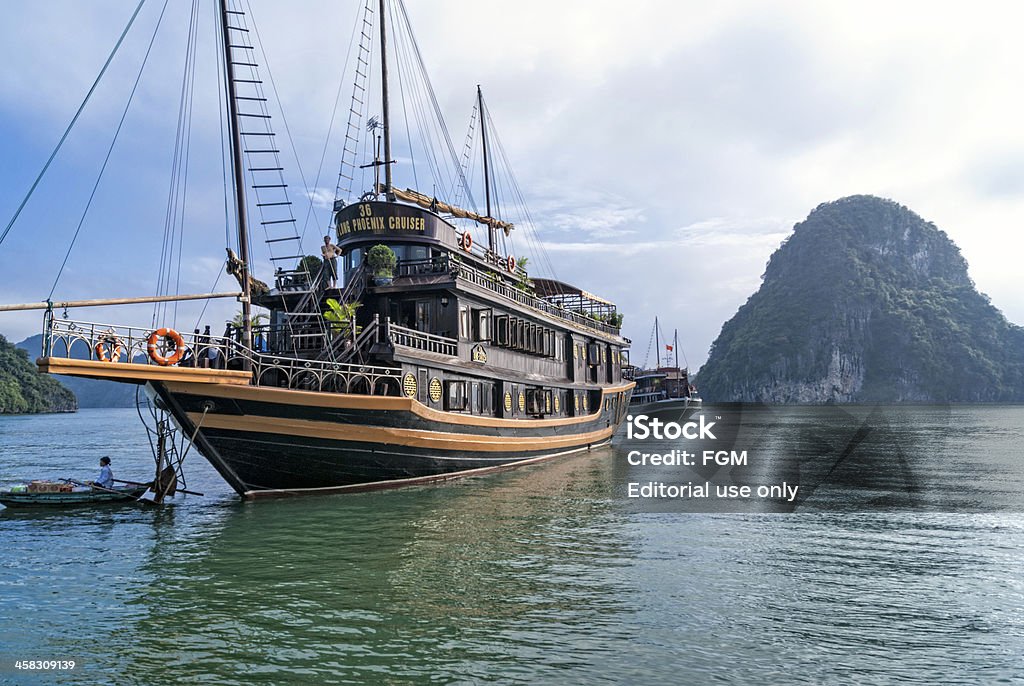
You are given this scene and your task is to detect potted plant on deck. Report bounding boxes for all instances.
[367,244,397,286]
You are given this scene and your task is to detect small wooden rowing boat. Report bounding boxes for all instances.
[0,485,148,509]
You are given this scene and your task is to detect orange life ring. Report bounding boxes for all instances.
[506,255,516,272]
[147,327,187,367]
[95,337,123,363]
[460,232,473,252]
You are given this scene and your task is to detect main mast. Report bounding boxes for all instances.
[478,85,495,252]
[654,317,660,370]
[218,0,253,362]
[378,0,394,197]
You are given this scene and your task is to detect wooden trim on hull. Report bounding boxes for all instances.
[38,357,251,385]
[241,439,611,499]
[167,379,635,429]
[187,412,616,452]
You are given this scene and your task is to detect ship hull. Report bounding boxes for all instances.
[149,380,633,497]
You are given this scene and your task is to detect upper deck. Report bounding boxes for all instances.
[331,198,624,340]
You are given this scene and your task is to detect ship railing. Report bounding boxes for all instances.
[450,258,622,336]
[43,317,236,368]
[386,320,458,356]
[41,316,403,396]
[395,256,455,278]
[388,253,621,336]
[622,365,637,381]
[249,346,400,395]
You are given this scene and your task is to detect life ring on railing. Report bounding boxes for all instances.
[460,232,473,252]
[147,327,187,367]
[506,255,516,272]
[95,337,123,363]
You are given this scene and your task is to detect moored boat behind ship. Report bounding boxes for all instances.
[623,319,701,423]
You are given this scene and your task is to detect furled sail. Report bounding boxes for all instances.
[379,185,515,235]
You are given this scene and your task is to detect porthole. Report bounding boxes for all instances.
[504,392,513,412]
[518,391,526,413]
[403,373,417,398]
[429,377,442,402]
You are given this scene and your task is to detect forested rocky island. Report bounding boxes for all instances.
[0,334,77,414]
[697,195,1024,402]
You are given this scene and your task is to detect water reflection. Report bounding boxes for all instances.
[108,450,636,684]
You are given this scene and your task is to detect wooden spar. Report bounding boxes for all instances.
[384,186,514,233]
[0,291,242,312]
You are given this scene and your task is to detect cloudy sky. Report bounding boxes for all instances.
[1,0,1023,370]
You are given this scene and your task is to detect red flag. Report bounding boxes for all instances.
[665,344,673,351]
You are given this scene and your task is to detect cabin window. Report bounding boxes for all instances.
[345,247,363,271]
[554,335,561,361]
[459,307,470,340]
[407,245,428,262]
[472,382,482,413]
[473,309,492,342]
[445,380,469,411]
[495,315,509,346]
[482,384,493,415]
[526,388,545,415]
[587,343,601,365]
[515,319,526,350]
[416,301,431,333]
[543,330,554,358]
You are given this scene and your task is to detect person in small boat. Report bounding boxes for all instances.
[93,456,114,490]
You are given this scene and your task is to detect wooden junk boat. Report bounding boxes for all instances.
[16,0,634,498]
[625,319,701,419]
[0,484,149,509]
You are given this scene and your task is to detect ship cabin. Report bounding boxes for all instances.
[251,195,632,421]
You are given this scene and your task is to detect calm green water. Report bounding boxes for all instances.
[2,407,1024,684]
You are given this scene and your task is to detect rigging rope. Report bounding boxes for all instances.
[295,3,361,237]
[48,0,171,299]
[153,0,200,327]
[0,0,148,250]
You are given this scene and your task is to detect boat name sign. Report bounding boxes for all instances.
[336,202,433,237]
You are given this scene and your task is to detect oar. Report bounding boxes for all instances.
[113,478,204,497]
[62,478,157,507]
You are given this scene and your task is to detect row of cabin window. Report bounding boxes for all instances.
[574,342,605,367]
[444,380,595,417]
[444,379,493,414]
[459,308,562,359]
[344,244,432,272]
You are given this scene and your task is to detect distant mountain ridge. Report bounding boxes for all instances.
[697,195,1024,402]
[0,334,76,413]
[15,334,138,408]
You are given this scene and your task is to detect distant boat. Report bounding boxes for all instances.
[0,484,148,509]
[623,319,702,420]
